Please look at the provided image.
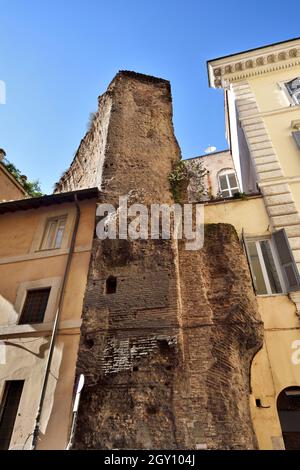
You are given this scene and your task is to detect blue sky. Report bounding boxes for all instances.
[0,0,299,194]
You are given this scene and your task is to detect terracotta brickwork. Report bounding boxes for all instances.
[55,71,263,449]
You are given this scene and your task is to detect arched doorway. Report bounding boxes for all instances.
[277,387,300,450]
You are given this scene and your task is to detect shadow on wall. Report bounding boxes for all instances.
[0,295,19,325]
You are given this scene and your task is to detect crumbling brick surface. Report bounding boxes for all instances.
[58,71,263,449]
[55,71,180,201]
[176,223,264,449]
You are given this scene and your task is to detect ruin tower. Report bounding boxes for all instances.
[55,71,263,449]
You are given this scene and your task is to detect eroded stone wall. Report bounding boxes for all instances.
[177,224,264,449]
[57,71,263,449]
[70,72,183,449]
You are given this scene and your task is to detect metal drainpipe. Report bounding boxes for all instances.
[31,193,81,450]
[225,88,233,153]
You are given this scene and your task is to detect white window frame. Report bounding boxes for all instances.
[29,207,75,255]
[279,78,300,106]
[218,169,240,198]
[39,214,67,251]
[247,236,286,296]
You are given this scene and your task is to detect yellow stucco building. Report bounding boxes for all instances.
[207,37,300,449]
[0,188,98,449]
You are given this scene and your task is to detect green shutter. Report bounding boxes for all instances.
[292,131,300,150]
[272,229,300,292]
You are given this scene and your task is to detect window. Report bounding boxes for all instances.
[244,229,300,295]
[40,215,67,250]
[106,276,117,294]
[292,130,300,150]
[19,288,51,324]
[273,229,300,292]
[0,381,24,450]
[284,77,300,105]
[246,238,284,295]
[218,170,239,197]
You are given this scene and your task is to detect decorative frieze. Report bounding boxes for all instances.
[209,44,300,88]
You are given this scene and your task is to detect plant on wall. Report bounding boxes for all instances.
[2,158,43,197]
[87,111,97,131]
[233,191,248,200]
[168,159,207,203]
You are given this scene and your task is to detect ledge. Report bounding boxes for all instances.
[0,319,82,339]
[203,193,262,205]
[0,244,92,266]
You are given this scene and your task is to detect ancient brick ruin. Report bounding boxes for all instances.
[55,71,264,449]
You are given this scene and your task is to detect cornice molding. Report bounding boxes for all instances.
[209,45,300,88]
[258,175,300,187]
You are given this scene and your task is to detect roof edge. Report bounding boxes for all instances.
[184,149,230,161]
[207,37,300,88]
[0,161,28,196]
[207,36,300,65]
[0,187,101,215]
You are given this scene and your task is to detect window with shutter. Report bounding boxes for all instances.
[292,131,300,150]
[272,229,300,292]
[243,234,287,295]
[284,78,300,105]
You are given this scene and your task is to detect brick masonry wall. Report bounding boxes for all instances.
[71,72,184,449]
[177,223,264,449]
[57,71,264,449]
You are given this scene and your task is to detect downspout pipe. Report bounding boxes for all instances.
[31,193,81,450]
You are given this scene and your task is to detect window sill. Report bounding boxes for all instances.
[36,247,62,253]
[256,293,287,298]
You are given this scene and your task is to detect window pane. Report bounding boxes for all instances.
[228,173,238,189]
[260,240,282,294]
[40,216,67,250]
[54,219,66,248]
[247,241,267,294]
[19,288,51,324]
[231,188,239,196]
[219,175,228,190]
[221,190,230,198]
[285,77,300,96]
[46,221,58,248]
